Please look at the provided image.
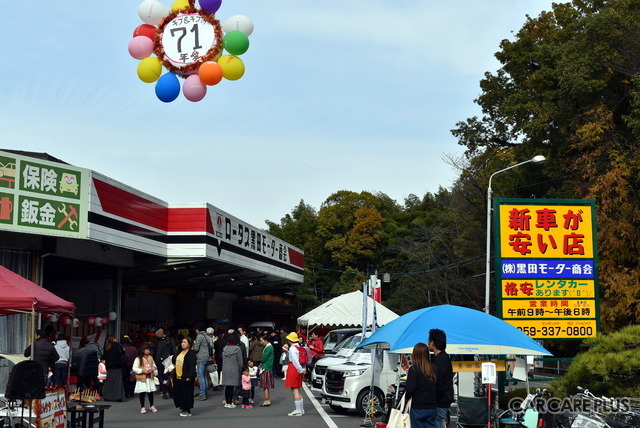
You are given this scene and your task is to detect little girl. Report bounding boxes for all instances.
[240,368,252,409]
[248,359,259,404]
[97,360,107,395]
[132,345,158,414]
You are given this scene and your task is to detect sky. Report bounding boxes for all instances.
[0,1,556,229]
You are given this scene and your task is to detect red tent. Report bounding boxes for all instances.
[0,265,75,315]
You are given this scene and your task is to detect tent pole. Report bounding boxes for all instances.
[30,306,36,361]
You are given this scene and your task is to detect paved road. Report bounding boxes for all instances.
[95,379,373,428]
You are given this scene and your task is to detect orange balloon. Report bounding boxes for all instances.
[198,61,224,86]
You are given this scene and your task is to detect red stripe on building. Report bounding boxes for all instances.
[94,178,215,234]
[93,178,168,230]
[288,248,305,269]
[167,208,210,233]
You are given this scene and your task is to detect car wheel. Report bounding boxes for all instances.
[355,388,384,417]
[329,404,349,413]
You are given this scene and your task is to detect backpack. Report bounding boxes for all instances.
[296,345,309,365]
[201,333,214,357]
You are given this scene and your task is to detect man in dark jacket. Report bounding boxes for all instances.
[269,329,283,377]
[428,328,454,428]
[71,338,99,390]
[24,329,59,386]
[155,328,175,399]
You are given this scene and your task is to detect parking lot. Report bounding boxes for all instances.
[94,379,378,428]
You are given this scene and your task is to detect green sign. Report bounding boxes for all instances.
[0,156,17,189]
[0,151,88,238]
[19,160,82,199]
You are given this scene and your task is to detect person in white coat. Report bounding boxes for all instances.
[132,345,158,414]
[53,333,70,387]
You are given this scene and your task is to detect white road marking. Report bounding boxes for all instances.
[302,382,340,428]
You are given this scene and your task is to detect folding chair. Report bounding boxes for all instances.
[457,396,492,427]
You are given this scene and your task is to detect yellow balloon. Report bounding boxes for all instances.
[217,55,245,81]
[171,0,189,12]
[137,57,162,83]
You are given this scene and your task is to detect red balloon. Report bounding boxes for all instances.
[85,317,95,326]
[60,316,71,327]
[133,24,157,41]
[42,313,52,319]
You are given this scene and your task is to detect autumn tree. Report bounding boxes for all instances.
[451,0,640,330]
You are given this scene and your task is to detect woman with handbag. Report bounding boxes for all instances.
[404,342,438,428]
[172,336,197,417]
[132,344,158,414]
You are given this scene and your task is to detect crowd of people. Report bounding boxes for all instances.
[23,323,323,418]
[23,323,456,425]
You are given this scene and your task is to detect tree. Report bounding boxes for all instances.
[553,325,640,397]
[451,0,640,330]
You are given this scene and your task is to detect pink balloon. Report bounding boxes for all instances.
[183,75,207,102]
[128,36,155,60]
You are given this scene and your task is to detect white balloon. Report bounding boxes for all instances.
[50,314,59,322]
[222,15,254,36]
[108,311,117,321]
[95,317,104,327]
[138,0,168,25]
[72,318,80,328]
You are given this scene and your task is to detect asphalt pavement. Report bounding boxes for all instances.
[91,379,368,428]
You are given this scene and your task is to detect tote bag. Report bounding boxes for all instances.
[387,395,412,428]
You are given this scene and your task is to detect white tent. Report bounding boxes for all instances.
[297,290,399,328]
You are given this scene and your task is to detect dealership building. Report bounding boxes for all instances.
[0,149,304,355]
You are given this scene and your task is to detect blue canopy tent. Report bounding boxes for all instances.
[358,305,551,355]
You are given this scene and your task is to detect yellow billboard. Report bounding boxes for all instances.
[498,204,594,258]
[506,319,597,339]
[502,299,596,319]
[501,279,596,299]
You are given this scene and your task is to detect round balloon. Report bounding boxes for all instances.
[198,61,223,85]
[60,316,71,327]
[85,317,95,326]
[72,318,80,328]
[133,24,157,40]
[222,15,254,36]
[155,72,181,102]
[108,311,117,321]
[183,75,207,102]
[137,57,162,83]
[217,55,245,80]
[95,317,104,327]
[128,36,155,60]
[223,30,250,55]
[199,0,222,14]
[138,0,168,25]
[171,0,189,12]
[50,314,58,322]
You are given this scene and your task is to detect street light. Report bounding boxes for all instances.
[484,155,546,314]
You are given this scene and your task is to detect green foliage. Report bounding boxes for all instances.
[553,325,640,397]
[451,0,640,331]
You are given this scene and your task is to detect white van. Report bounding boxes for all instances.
[323,328,360,353]
[321,346,403,416]
[311,332,369,390]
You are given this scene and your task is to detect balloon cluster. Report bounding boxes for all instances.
[129,0,254,102]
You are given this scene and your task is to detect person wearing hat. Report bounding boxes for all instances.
[284,331,306,416]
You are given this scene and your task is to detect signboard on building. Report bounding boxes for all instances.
[0,150,89,238]
[495,199,599,339]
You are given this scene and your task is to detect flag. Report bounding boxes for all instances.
[371,278,381,303]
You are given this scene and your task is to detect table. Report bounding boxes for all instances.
[66,404,110,428]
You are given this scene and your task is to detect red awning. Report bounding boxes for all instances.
[0,266,75,315]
